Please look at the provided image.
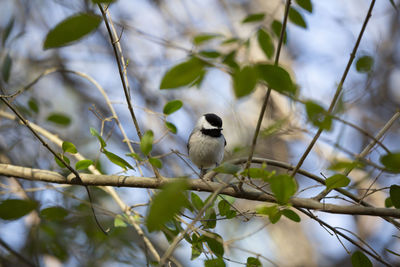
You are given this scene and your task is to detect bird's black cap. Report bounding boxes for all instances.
[204,113,222,128]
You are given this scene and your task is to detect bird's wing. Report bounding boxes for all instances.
[187,131,194,152]
[223,135,227,147]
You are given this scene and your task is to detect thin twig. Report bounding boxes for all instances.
[0,110,161,261]
[298,208,391,266]
[244,0,292,173]
[290,0,377,178]
[3,67,143,174]
[98,4,162,180]
[314,110,400,201]
[159,185,228,265]
[0,237,37,267]
[0,96,108,235]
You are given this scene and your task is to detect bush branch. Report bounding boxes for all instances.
[1,163,400,219]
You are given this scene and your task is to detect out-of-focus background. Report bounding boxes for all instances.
[0,0,400,266]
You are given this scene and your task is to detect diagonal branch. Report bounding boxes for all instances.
[290,0,376,178]
[0,96,108,235]
[314,110,400,201]
[97,4,162,180]
[244,0,292,171]
[159,185,227,265]
[0,237,37,267]
[0,109,161,261]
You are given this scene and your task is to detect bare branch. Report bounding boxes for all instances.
[97,4,162,180]
[1,163,400,219]
[244,0,292,172]
[291,0,377,177]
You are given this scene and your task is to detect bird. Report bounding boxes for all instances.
[187,113,226,176]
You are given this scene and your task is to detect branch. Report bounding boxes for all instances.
[244,0,292,171]
[0,237,37,267]
[97,4,162,180]
[0,110,161,261]
[1,163,400,218]
[290,0,376,177]
[314,110,400,201]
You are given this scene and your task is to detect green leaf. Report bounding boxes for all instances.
[191,247,202,260]
[380,152,400,173]
[385,248,400,257]
[46,240,68,262]
[191,192,204,210]
[62,141,77,154]
[160,57,206,89]
[241,13,265,23]
[203,234,224,257]
[205,258,226,267]
[257,28,274,59]
[54,154,70,168]
[90,127,107,149]
[233,65,258,98]
[214,163,241,175]
[149,157,163,169]
[140,130,154,156]
[0,199,38,220]
[126,152,142,162]
[165,121,177,134]
[47,113,71,126]
[162,220,181,243]
[257,64,296,95]
[305,101,332,130]
[191,235,203,260]
[202,208,217,229]
[325,174,350,190]
[351,251,372,267]
[271,20,287,43]
[241,167,275,180]
[28,98,39,113]
[246,257,262,267]
[256,205,281,223]
[355,55,374,73]
[43,13,102,49]
[328,160,363,171]
[2,53,12,83]
[114,215,128,227]
[222,51,239,70]
[385,197,393,208]
[390,185,400,209]
[2,17,15,46]
[282,209,301,222]
[289,7,307,28]
[199,50,221,58]
[103,149,134,170]
[261,118,287,137]
[218,200,230,216]
[75,159,93,170]
[269,174,297,204]
[146,179,189,232]
[296,0,313,12]
[218,200,236,219]
[193,33,220,45]
[163,100,183,115]
[190,69,207,88]
[40,206,68,221]
[221,37,240,45]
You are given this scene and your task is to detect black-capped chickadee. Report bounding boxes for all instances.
[187,113,226,176]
